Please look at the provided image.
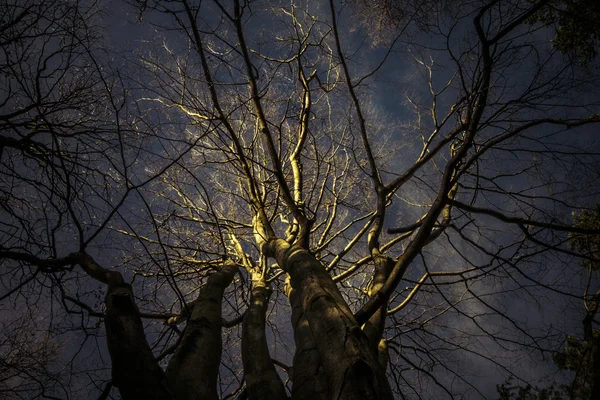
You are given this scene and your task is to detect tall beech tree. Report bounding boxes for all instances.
[1,0,600,398]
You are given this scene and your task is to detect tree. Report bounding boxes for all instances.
[496,207,600,400]
[1,0,600,399]
[0,314,66,399]
[527,0,600,63]
[496,376,562,400]
[546,208,600,400]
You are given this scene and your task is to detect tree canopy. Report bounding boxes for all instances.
[497,207,600,399]
[1,0,600,399]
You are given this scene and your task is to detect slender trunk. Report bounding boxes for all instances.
[362,255,394,371]
[266,240,392,400]
[590,343,600,400]
[377,339,389,372]
[166,264,238,400]
[285,278,329,400]
[75,253,173,400]
[583,297,600,399]
[242,275,287,400]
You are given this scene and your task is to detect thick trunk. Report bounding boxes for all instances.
[104,281,174,400]
[267,240,392,400]
[75,253,172,400]
[285,279,329,400]
[166,264,238,400]
[242,276,287,400]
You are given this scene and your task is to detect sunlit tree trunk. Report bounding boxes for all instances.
[362,255,394,371]
[241,273,287,400]
[165,263,238,400]
[284,278,329,400]
[266,239,393,400]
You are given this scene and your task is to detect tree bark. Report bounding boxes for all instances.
[266,240,392,400]
[583,295,600,399]
[104,281,174,400]
[242,275,287,400]
[166,263,238,400]
[590,344,600,400]
[285,278,330,400]
[362,255,394,371]
[76,253,173,400]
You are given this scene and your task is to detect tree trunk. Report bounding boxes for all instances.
[590,342,600,400]
[266,240,392,400]
[285,278,330,400]
[583,299,600,400]
[75,253,173,400]
[242,275,287,400]
[166,264,238,400]
[362,255,394,371]
[104,280,174,400]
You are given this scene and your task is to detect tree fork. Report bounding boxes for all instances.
[266,239,393,400]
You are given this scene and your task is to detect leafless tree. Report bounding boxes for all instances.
[1,0,600,399]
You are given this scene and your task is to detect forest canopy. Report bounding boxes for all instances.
[1,0,600,399]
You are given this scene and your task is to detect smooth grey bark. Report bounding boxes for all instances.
[362,255,394,371]
[377,339,389,373]
[241,275,287,400]
[165,263,238,400]
[76,253,173,400]
[265,239,393,400]
[284,278,329,400]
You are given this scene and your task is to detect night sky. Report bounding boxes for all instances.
[1,0,600,399]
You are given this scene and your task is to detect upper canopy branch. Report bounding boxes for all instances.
[233,0,309,240]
